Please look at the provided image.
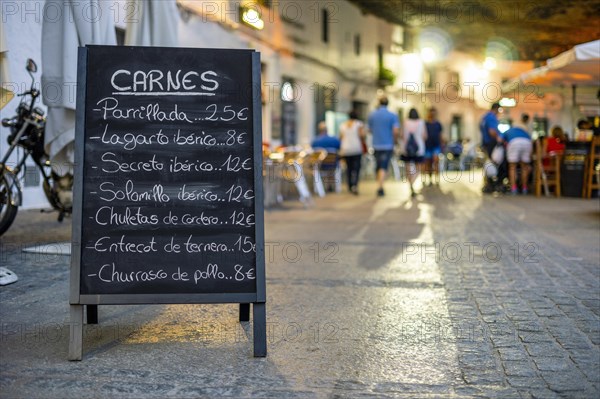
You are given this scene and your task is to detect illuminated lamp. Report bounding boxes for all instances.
[241,7,264,30]
[499,97,517,107]
[421,47,436,63]
[483,57,497,70]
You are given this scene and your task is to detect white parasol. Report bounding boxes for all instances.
[41,0,116,176]
[503,40,600,91]
[125,0,180,47]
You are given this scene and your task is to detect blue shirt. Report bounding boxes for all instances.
[425,121,443,148]
[312,134,341,152]
[480,112,499,145]
[368,106,400,150]
[502,127,530,142]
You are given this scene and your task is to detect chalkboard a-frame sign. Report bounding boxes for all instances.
[69,45,266,360]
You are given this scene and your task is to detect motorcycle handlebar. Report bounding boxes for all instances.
[18,89,38,97]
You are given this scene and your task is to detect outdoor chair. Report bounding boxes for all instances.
[583,136,600,198]
[534,139,561,197]
[319,151,342,193]
[279,149,313,205]
[263,150,284,208]
[306,149,328,197]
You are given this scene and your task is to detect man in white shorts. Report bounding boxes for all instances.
[501,114,533,195]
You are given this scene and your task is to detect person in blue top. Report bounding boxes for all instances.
[480,102,505,193]
[480,102,501,158]
[312,122,341,188]
[424,107,444,186]
[368,97,400,196]
[311,121,341,153]
[501,113,533,195]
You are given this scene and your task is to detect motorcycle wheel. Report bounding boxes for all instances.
[0,173,19,236]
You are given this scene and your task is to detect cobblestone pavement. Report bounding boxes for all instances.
[0,172,599,398]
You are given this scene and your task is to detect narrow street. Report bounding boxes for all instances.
[1,172,599,398]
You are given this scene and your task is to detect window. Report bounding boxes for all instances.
[403,31,413,52]
[450,115,463,142]
[322,9,329,43]
[377,44,384,70]
[281,78,297,145]
[314,84,337,131]
[424,67,436,89]
[354,34,361,56]
[450,71,460,85]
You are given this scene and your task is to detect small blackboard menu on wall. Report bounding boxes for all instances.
[69,45,265,359]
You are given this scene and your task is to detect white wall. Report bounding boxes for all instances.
[177,0,401,144]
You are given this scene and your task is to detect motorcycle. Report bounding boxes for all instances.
[0,59,72,236]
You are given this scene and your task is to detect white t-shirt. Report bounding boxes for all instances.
[339,120,364,156]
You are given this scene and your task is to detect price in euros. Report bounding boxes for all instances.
[229,211,255,227]
[220,155,252,172]
[234,235,256,253]
[225,130,247,146]
[234,264,255,281]
[204,104,248,122]
[226,184,254,202]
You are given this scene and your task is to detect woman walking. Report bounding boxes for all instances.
[424,107,444,185]
[339,110,366,195]
[401,108,427,197]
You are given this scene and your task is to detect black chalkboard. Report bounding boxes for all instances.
[70,46,265,304]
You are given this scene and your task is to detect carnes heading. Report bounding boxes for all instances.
[110,69,219,95]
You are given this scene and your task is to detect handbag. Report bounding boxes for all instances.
[360,137,368,154]
[491,144,504,164]
[405,133,419,157]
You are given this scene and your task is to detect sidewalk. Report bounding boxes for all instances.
[1,172,599,398]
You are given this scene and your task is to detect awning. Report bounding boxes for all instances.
[502,40,600,91]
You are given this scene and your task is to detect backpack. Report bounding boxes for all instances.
[406,132,419,157]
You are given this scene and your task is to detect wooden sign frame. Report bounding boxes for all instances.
[69,46,266,360]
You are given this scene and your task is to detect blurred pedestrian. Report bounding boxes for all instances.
[368,97,400,197]
[339,110,365,195]
[401,108,427,197]
[311,121,340,153]
[312,121,341,192]
[501,113,532,195]
[424,107,444,185]
[460,138,477,170]
[480,103,502,157]
[480,102,503,193]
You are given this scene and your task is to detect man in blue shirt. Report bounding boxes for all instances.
[368,97,400,196]
[311,121,341,192]
[480,102,501,158]
[480,102,504,193]
[311,121,340,153]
